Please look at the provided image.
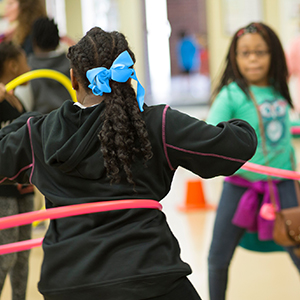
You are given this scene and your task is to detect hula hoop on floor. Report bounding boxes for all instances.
[0,199,162,255]
[5,69,77,102]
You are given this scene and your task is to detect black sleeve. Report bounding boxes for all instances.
[0,111,42,184]
[164,107,257,178]
[0,111,41,139]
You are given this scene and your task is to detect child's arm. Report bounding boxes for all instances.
[0,83,23,112]
[163,106,257,178]
[0,111,41,139]
[0,113,42,184]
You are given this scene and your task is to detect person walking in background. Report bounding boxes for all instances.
[0,27,257,299]
[28,17,71,114]
[206,22,300,300]
[176,30,200,93]
[177,30,200,75]
[0,41,34,300]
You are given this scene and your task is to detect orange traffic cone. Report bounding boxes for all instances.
[178,179,216,212]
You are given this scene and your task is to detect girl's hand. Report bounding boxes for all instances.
[0,83,23,113]
[0,83,7,102]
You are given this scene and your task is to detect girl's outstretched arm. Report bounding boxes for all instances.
[163,106,257,178]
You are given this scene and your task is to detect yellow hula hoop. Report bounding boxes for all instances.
[5,69,76,227]
[5,69,77,102]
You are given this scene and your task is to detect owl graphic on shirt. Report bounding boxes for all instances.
[259,99,287,146]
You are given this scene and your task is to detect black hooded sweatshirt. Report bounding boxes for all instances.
[0,100,257,300]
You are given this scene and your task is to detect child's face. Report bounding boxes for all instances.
[4,0,19,23]
[236,32,271,86]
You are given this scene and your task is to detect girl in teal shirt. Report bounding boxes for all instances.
[207,22,300,300]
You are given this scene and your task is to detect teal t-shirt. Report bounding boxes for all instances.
[207,82,294,181]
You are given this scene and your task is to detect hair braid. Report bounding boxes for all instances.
[67,27,152,186]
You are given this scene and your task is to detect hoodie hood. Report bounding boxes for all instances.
[41,101,105,176]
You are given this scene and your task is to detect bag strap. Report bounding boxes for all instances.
[249,91,300,208]
[293,176,300,206]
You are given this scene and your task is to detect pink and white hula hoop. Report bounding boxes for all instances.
[0,199,162,255]
[242,162,300,180]
[1,161,300,255]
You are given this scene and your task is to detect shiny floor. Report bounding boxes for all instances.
[2,106,300,300]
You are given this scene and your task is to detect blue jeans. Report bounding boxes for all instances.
[208,180,300,300]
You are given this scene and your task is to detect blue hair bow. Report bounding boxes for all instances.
[86,50,145,112]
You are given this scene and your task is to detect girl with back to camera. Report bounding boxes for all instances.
[207,22,300,300]
[0,27,256,300]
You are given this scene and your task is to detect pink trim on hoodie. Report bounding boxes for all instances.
[162,105,246,171]
[0,117,35,184]
[162,105,174,170]
[166,144,246,164]
[27,117,35,183]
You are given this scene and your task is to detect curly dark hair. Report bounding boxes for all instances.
[211,22,292,107]
[0,41,23,78]
[67,27,152,185]
[32,17,60,51]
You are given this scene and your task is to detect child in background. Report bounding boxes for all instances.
[206,22,300,300]
[0,41,34,300]
[177,31,200,75]
[0,27,256,300]
[27,17,71,114]
[3,0,47,56]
